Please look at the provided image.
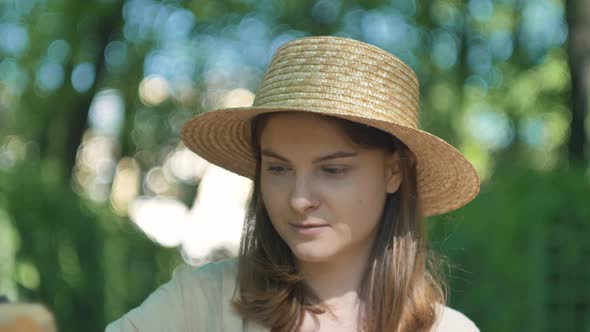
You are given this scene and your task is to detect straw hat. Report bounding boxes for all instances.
[181,36,480,216]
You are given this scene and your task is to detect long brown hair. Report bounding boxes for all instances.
[231,112,447,332]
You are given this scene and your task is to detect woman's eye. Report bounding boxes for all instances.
[323,167,348,175]
[266,165,288,174]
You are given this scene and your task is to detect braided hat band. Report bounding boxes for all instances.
[181,36,480,216]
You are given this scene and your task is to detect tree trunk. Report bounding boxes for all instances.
[63,4,124,178]
[566,0,590,164]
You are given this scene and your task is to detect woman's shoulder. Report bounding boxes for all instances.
[174,256,239,283]
[105,257,240,332]
[432,304,480,332]
[169,256,240,306]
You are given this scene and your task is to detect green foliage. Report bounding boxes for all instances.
[429,164,590,332]
[0,162,182,331]
[0,0,588,331]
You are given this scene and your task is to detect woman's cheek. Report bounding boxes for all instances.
[261,180,288,213]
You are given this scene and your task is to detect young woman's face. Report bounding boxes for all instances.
[259,113,402,264]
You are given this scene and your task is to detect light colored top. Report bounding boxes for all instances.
[106,258,479,332]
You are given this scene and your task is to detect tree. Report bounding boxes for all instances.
[566,0,590,164]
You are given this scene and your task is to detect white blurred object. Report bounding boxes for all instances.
[130,86,254,263]
[129,162,253,263]
[129,197,188,247]
[182,164,252,260]
[165,147,209,183]
[220,88,255,108]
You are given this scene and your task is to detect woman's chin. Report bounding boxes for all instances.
[291,246,334,263]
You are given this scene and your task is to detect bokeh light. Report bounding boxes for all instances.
[71,62,96,93]
[110,157,141,216]
[73,131,118,202]
[47,39,71,63]
[129,197,187,247]
[163,146,209,184]
[88,89,125,136]
[0,22,29,55]
[139,75,170,106]
[464,105,514,150]
[104,40,128,72]
[1,1,588,330]
[35,62,64,92]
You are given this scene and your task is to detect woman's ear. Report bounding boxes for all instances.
[385,150,402,194]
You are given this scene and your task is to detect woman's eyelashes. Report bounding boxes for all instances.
[264,164,350,176]
[265,165,289,174]
[322,167,349,175]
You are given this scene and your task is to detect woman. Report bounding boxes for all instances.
[107,36,480,331]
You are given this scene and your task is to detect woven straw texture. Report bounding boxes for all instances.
[181,36,480,216]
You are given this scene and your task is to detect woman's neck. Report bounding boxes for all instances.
[296,240,373,313]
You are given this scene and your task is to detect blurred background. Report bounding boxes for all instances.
[0,0,588,331]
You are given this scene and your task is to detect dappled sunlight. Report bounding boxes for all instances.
[0,136,27,171]
[124,83,254,262]
[73,131,118,202]
[138,75,170,106]
[463,105,514,150]
[0,0,588,330]
[129,197,187,248]
[88,89,125,136]
[460,141,493,182]
[219,88,255,108]
[163,145,209,184]
[182,164,252,262]
[71,62,95,93]
[128,163,252,262]
[110,157,141,216]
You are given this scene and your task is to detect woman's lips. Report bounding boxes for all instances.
[289,223,329,235]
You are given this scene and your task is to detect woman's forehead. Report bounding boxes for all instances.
[260,113,354,148]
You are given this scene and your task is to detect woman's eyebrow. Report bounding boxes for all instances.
[261,149,358,163]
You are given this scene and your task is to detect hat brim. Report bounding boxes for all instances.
[181,107,480,217]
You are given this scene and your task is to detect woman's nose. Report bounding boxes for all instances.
[289,176,319,214]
